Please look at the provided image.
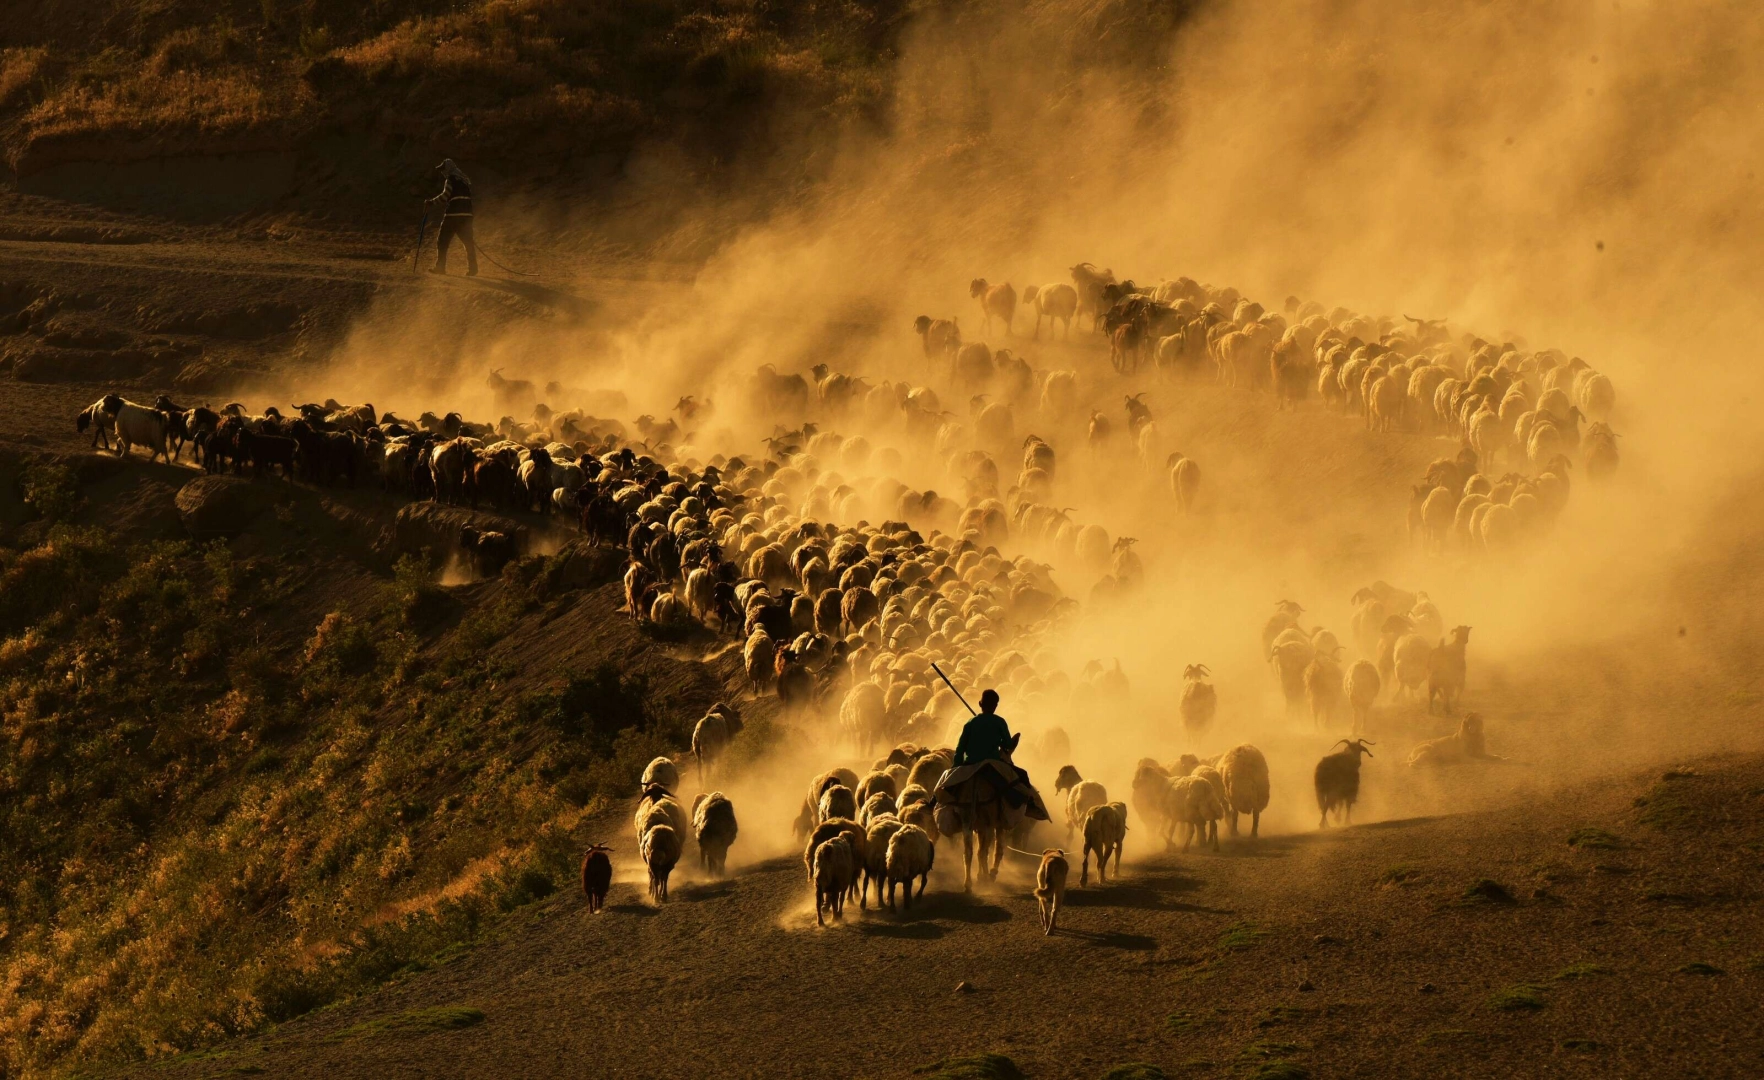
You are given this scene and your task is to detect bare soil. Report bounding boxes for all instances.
[119,755,1764,1080]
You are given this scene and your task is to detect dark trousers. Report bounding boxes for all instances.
[435,216,478,275]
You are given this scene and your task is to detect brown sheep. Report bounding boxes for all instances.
[913,315,962,357]
[1035,849,1069,934]
[580,843,613,914]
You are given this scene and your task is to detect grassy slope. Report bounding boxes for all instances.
[0,0,908,201]
[0,452,736,1076]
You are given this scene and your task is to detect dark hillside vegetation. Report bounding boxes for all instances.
[0,448,732,1075]
[1,0,1200,229]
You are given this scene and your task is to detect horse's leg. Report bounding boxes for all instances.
[962,829,974,893]
[988,824,1004,881]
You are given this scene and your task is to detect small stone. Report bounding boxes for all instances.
[1419,983,1437,994]
[1313,934,1342,945]
[1298,981,1315,992]
[955,981,973,994]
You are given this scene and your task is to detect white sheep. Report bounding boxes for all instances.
[691,792,739,876]
[640,756,680,791]
[885,823,935,909]
[640,823,681,902]
[1162,774,1222,852]
[102,395,170,462]
[1219,744,1270,838]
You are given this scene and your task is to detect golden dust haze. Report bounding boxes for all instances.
[302,0,1764,852]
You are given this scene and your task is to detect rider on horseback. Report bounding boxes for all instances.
[954,689,1019,766]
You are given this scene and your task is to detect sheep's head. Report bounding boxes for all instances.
[1451,625,1472,643]
[1333,738,1376,758]
[969,278,988,297]
[1053,765,1082,793]
[913,315,933,335]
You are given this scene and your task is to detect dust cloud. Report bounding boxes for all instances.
[299,0,1764,856]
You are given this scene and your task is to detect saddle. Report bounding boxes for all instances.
[932,759,1051,825]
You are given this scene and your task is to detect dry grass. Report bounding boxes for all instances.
[1,0,903,169]
[0,521,690,1077]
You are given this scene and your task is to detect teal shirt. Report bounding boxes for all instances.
[953,712,1014,766]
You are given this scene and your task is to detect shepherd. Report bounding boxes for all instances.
[428,158,478,277]
[931,685,1049,889]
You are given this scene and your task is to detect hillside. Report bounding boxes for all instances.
[1,0,907,220]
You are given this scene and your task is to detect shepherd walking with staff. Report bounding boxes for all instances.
[427,158,478,277]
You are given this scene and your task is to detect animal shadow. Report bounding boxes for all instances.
[1054,928,1158,951]
[1066,871,1220,913]
[910,893,1014,924]
[677,881,734,902]
[606,903,661,917]
[857,919,946,940]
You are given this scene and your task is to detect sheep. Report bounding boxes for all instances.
[855,769,899,806]
[1218,744,1270,838]
[1035,849,1069,934]
[640,823,681,901]
[1392,632,1434,702]
[802,815,866,885]
[459,526,515,578]
[913,315,961,357]
[689,704,743,783]
[1163,774,1222,852]
[813,835,855,925]
[1167,453,1201,513]
[970,278,1017,337]
[861,814,903,908]
[1080,802,1127,885]
[1069,262,1117,330]
[1305,647,1345,729]
[1345,660,1380,735]
[692,791,739,876]
[1314,738,1375,828]
[1125,760,1170,835]
[906,748,953,794]
[1408,712,1501,766]
[743,629,776,692]
[1583,421,1620,481]
[1180,664,1216,735]
[100,395,171,462]
[77,399,116,450]
[1022,283,1078,340]
[885,823,935,909]
[580,843,613,914]
[640,756,680,792]
[1040,369,1079,420]
[634,784,689,840]
[1424,625,1472,714]
[1061,773,1107,842]
[819,783,858,823]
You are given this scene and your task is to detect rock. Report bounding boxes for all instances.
[954,981,974,994]
[390,502,528,567]
[175,475,270,540]
[1419,983,1437,994]
[1298,980,1315,992]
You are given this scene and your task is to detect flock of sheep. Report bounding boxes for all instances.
[72,258,1611,929]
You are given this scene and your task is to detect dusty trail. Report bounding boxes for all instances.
[125,753,1764,1080]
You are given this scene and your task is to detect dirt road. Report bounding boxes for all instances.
[115,754,1763,1080]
